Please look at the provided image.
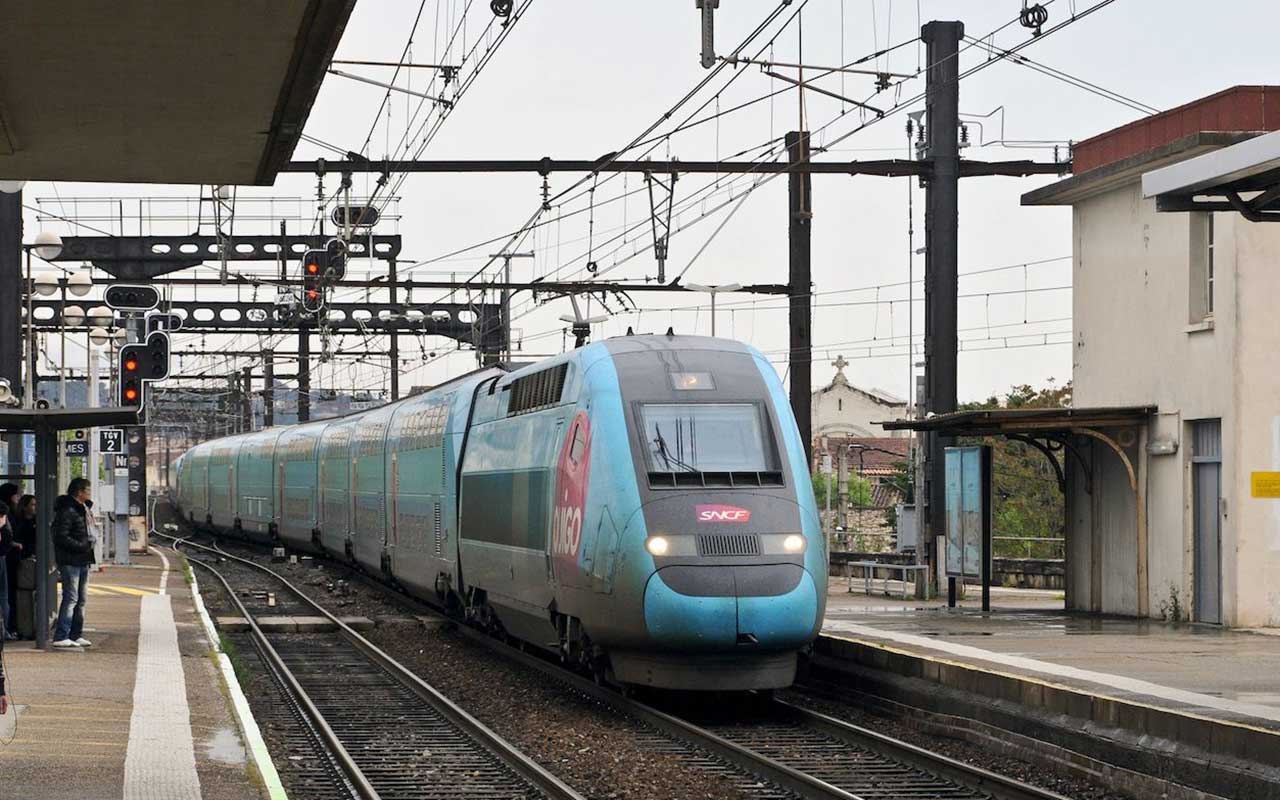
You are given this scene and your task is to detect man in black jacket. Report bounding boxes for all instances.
[52,478,95,649]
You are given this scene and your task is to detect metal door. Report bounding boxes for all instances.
[1192,420,1222,624]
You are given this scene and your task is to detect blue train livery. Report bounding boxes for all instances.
[173,334,827,690]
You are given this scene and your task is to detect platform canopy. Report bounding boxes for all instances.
[1143,128,1280,221]
[0,406,140,431]
[880,406,1156,437]
[0,2,354,186]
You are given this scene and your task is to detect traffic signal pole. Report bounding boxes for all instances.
[298,321,311,423]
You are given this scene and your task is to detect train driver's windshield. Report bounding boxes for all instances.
[640,403,774,473]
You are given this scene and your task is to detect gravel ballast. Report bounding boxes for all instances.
[166,514,1139,800]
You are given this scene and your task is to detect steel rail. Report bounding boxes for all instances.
[771,699,1072,800]
[155,531,586,800]
[288,551,1068,800]
[163,533,380,800]
[345,561,1073,800]
[162,521,1070,800]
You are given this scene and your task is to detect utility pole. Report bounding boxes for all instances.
[0,190,23,477]
[263,350,274,427]
[298,322,310,423]
[787,131,813,466]
[228,374,241,434]
[490,251,535,362]
[241,366,253,432]
[388,255,400,401]
[836,447,849,541]
[921,20,964,593]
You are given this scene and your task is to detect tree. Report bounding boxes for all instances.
[960,380,1071,560]
[812,471,873,512]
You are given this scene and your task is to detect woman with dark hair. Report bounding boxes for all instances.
[7,495,34,637]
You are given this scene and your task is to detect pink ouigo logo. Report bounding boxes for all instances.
[696,504,751,523]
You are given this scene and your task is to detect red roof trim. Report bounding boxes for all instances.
[1073,86,1280,174]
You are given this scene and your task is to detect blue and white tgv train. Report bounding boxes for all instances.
[174,335,827,690]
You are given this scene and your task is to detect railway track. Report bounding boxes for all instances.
[446,616,1071,800]
[159,524,1072,800]
[154,531,584,800]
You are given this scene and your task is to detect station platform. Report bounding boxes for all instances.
[0,552,268,800]
[819,582,1280,799]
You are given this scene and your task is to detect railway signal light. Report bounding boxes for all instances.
[104,284,161,311]
[325,237,348,281]
[301,248,326,314]
[117,331,171,408]
[119,344,146,408]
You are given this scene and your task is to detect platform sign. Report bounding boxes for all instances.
[944,446,991,578]
[64,429,88,457]
[1252,471,1280,498]
[99,428,124,454]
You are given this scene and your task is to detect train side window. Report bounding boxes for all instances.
[569,422,587,465]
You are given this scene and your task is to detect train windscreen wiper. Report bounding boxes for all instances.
[653,424,697,472]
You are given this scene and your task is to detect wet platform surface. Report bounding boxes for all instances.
[0,553,265,800]
[823,581,1280,731]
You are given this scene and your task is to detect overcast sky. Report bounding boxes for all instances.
[23,0,1280,406]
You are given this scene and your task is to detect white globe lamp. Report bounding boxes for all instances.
[66,269,93,298]
[88,305,114,328]
[33,230,63,260]
[32,271,60,297]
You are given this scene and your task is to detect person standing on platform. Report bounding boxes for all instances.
[0,619,7,715]
[7,495,34,637]
[52,478,95,649]
[0,501,11,640]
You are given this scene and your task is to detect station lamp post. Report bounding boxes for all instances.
[684,282,741,337]
[32,262,94,409]
[22,231,65,408]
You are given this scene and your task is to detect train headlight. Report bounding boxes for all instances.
[646,536,670,556]
[782,534,806,554]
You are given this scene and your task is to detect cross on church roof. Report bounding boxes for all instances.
[831,355,849,378]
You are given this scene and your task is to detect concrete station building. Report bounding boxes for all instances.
[1018,86,1280,628]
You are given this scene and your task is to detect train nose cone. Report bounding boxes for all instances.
[643,565,820,650]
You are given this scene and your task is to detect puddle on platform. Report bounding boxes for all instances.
[920,631,995,636]
[204,727,246,766]
[1217,692,1280,705]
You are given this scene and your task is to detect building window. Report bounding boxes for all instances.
[838,398,843,412]
[1189,212,1215,324]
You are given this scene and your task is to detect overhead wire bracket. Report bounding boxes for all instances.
[645,169,679,283]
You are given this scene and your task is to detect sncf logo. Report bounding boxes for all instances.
[696,504,751,523]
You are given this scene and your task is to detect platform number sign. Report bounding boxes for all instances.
[99,428,124,454]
